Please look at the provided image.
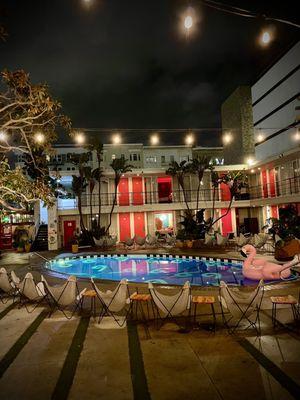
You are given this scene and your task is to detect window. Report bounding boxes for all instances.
[146,156,157,163]
[121,154,125,160]
[170,155,175,162]
[112,154,116,160]
[161,155,166,164]
[130,153,138,161]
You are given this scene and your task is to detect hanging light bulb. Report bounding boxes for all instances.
[184,15,193,30]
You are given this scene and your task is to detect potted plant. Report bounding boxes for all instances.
[71,238,79,254]
[24,239,32,253]
[17,239,25,253]
[269,205,300,261]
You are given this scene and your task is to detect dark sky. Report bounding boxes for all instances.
[0,0,299,145]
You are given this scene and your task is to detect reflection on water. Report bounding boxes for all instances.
[46,255,245,286]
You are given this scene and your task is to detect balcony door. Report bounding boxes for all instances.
[134,212,145,237]
[132,177,143,205]
[119,213,131,241]
[157,177,172,203]
[118,178,129,206]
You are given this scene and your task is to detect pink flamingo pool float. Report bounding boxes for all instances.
[241,244,299,281]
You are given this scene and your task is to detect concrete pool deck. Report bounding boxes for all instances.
[0,250,300,399]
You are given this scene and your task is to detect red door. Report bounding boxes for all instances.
[64,220,76,248]
[119,213,131,241]
[261,170,268,198]
[132,177,143,205]
[134,212,145,237]
[268,169,276,197]
[118,178,129,206]
[221,209,233,235]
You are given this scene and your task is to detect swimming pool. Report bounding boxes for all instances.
[45,254,246,286]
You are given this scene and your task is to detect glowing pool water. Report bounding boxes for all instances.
[45,254,245,286]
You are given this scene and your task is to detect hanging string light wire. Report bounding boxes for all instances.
[198,0,300,28]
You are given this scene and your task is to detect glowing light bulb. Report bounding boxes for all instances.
[223,133,232,145]
[256,134,264,143]
[150,134,159,145]
[246,157,255,167]
[0,130,7,141]
[184,15,193,30]
[112,133,121,144]
[34,132,45,144]
[185,134,194,145]
[74,132,85,144]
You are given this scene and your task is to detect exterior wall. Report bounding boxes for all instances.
[221,86,255,164]
[252,41,300,161]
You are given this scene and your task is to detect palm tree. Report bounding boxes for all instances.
[85,138,103,230]
[105,157,133,235]
[166,160,191,213]
[190,156,211,212]
[70,152,90,234]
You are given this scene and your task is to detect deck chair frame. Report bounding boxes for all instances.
[219,283,264,335]
[149,285,191,330]
[91,280,132,327]
[43,279,84,319]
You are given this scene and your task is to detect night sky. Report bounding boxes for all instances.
[0,0,299,145]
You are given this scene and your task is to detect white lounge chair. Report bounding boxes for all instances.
[124,237,134,249]
[219,279,264,334]
[148,281,191,329]
[134,235,146,248]
[216,233,228,247]
[254,234,268,250]
[145,234,158,248]
[18,272,47,313]
[236,233,250,247]
[0,268,18,303]
[94,237,104,247]
[205,233,214,246]
[164,234,176,247]
[91,278,131,326]
[41,275,86,319]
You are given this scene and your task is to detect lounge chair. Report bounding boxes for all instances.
[124,237,134,249]
[91,278,131,326]
[216,233,228,247]
[94,237,104,247]
[134,235,146,248]
[219,279,264,334]
[41,275,86,319]
[205,233,214,246]
[254,234,268,250]
[0,268,18,303]
[145,234,158,248]
[164,234,176,247]
[236,233,250,248]
[106,236,117,248]
[148,281,191,329]
[17,272,47,313]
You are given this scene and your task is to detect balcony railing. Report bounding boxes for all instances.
[57,176,300,210]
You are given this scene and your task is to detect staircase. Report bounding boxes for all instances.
[32,224,48,251]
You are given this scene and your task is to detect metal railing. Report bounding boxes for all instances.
[57,176,300,210]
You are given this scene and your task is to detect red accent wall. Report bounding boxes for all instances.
[271,205,278,219]
[119,213,131,241]
[157,176,172,202]
[63,220,76,248]
[134,212,145,237]
[220,209,233,235]
[268,169,276,197]
[118,178,129,206]
[132,177,143,205]
[261,170,268,198]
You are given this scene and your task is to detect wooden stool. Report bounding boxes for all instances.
[82,289,97,318]
[191,295,216,331]
[270,295,298,327]
[130,293,153,323]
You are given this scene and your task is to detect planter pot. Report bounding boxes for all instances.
[275,239,300,261]
[24,243,31,253]
[72,244,79,253]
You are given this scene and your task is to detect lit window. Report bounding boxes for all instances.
[112,154,116,160]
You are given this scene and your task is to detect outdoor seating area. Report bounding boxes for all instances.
[1,266,299,335]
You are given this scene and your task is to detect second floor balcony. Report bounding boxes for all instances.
[57,176,300,210]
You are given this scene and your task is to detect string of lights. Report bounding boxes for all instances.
[192,0,300,28]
